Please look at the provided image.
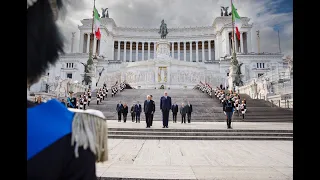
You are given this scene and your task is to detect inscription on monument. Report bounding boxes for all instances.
[158,67,167,82]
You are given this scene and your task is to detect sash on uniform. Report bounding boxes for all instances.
[27,99,75,160]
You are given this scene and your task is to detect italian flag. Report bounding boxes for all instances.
[94,7,101,40]
[232,3,241,40]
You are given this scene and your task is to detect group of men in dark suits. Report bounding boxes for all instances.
[171,101,193,123]
[117,101,142,123]
[117,91,193,128]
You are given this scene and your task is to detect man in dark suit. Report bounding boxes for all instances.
[160,91,172,128]
[186,101,193,123]
[116,101,123,122]
[144,95,155,128]
[134,101,142,123]
[150,95,155,126]
[171,102,179,123]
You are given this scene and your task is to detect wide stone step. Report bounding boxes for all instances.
[105,119,293,122]
[108,131,292,137]
[108,128,293,133]
[107,134,293,140]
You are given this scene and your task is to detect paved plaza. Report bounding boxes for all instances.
[106,120,293,130]
[96,121,293,179]
[97,139,292,180]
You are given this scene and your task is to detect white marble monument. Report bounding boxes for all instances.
[39,15,287,91]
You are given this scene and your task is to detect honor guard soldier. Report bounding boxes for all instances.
[27,1,108,179]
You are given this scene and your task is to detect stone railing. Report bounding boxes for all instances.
[238,68,293,109]
[54,79,88,98]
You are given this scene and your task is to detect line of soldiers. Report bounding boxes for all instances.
[65,90,92,110]
[96,86,108,105]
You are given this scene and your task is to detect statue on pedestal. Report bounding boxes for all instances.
[101,8,108,18]
[220,6,229,16]
[158,19,168,39]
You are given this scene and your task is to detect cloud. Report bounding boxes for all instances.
[58,0,292,57]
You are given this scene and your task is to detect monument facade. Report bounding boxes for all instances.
[41,14,285,90]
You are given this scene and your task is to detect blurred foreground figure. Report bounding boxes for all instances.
[27,1,108,180]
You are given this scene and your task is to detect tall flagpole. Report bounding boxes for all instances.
[84,0,96,87]
[89,0,96,58]
[231,0,235,54]
[230,0,236,63]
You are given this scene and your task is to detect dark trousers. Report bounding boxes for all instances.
[150,113,154,126]
[87,101,90,106]
[118,112,122,121]
[131,113,135,122]
[162,110,169,127]
[145,113,152,127]
[83,104,86,110]
[103,95,105,100]
[187,113,191,123]
[123,113,127,122]
[136,112,140,123]
[172,113,177,122]
[226,111,233,128]
[181,114,186,123]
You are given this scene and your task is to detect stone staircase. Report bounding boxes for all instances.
[107,128,292,140]
[87,89,293,122]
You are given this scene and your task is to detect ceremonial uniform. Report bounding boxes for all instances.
[27,99,108,180]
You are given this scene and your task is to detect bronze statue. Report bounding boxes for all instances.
[236,63,243,75]
[101,8,108,18]
[158,19,168,39]
[220,6,229,16]
[81,62,90,73]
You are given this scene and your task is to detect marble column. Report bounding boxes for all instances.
[196,41,199,62]
[247,31,252,53]
[124,41,127,62]
[142,42,144,61]
[136,42,138,61]
[148,42,151,60]
[202,41,205,62]
[226,31,230,55]
[208,40,211,61]
[178,42,180,60]
[190,41,192,62]
[79,33,83,53]
[215,36,220,60]
[129,41,132,62]
[240,32,244,53]
[183,42,186,61]
[171,42,174,58]
[117,41,121,61]
[154,42,156,58]
[93,37,97,55]
[235,32,239,53]
[86,34,90,53]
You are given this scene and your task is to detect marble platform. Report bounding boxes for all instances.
[97,139,293,180]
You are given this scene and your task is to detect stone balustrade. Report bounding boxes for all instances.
[238,69,293,109]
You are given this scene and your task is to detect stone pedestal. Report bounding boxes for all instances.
[155,39,171,60]
[227,65,243,91]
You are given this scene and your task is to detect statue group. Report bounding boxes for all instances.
[101,8,109,18]
[159,19,168,39]
[220,6,236,17]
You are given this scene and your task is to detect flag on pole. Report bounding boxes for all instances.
[232,3,241,40]
[93,7,101,40]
